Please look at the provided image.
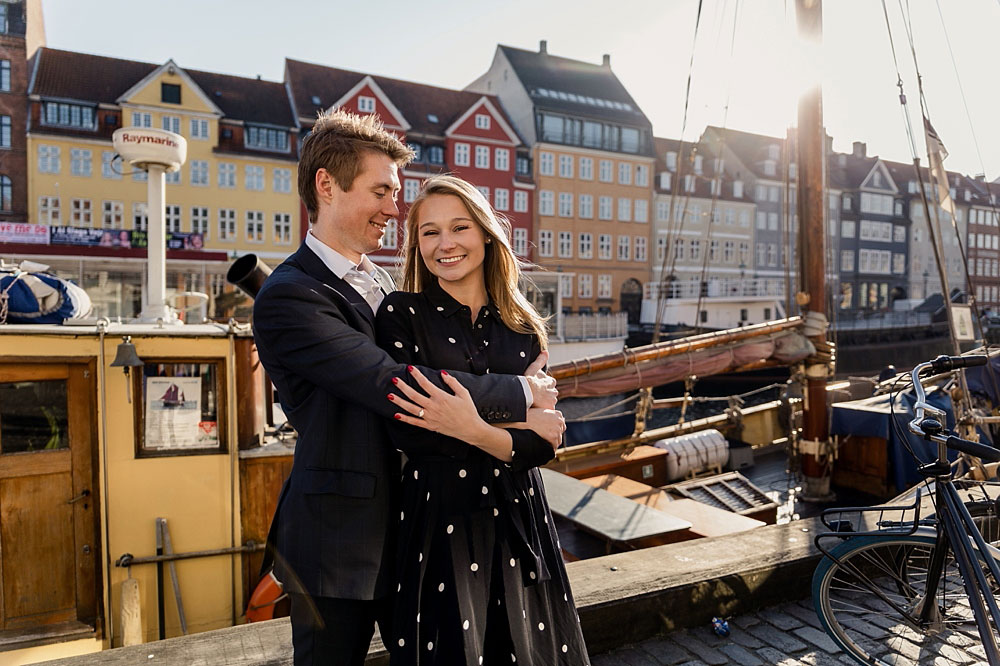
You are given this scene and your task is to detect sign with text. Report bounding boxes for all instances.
[47,227,202,250]
[0,222,50,244]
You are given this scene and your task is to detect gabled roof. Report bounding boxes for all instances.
[497,44,650,127]
[652,136,749,203]
[30,47,295,127]
[703,126,786,181]
[285,58,524,145]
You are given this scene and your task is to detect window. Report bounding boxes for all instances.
[723,240,734,263]
[892,253,905,274]
[476,186,489,200]
[0,60,9,92]
[618,162,632,185]
[515,155,530,175]
[494,188,509,211]
[674,238,685,260]
[618,198,631,222]
[102,201,124,228]
[38,145,60,174]
[709,240,719,262]
[475,114,491,130]
[132,360,227,457]
[409,143,423,162]
[636,165,649,187]
[161,115,180,134]
[558,231,572,257]
[245,165,265,191]
[739,211,749,227]
[218,209,236,240]
[190,118,209,139]
[693,155,703,174]
[358,96,376,113]
[756,212,766,229]
[599,196,613,221]
[756,242,766,266]
[165,168,180,185]
[245,126,289,152]
[733,181,744,198]
[842,194,852,211]
[558,155,573,178]
[769,186,780,203]
[657,237,668,261]
[579,157,593,180]
[428,146,445,164]
[0,114,9,148]
[71,198,92,226]
[161,83,181,104]
[133,203,147,230]
[274,213,292,245]
[579,194,593,219]
[131,112,152,128]
[666,151,677,171]
[579,233,593,259]
[684,174,695,192]
[768,212,778,230]
[539,152,554,176]
[191,207,209,236]
[454,143,470,167]
[539,190,554,216]
[272,168,292,194]
[841,250,854,272]
[538,230,553,257]
[598,274,612,299]
[767,243,777,266]
[513,228,527,256]
[513,190,528,213]
[494,148,509,171]
[474,145,490,169]
[763,160,776,176]
[164,205,181,232]
[190,160,209,186]
[634,199,648,223]
[246,210,264,242]
[841,220,856,238]
[656,201,670,222]
[659,172,672,190]
[560,275,573,298]
[218,162,236,188]
[739,241,749,264]
[756,184,767,201]
[558,193,573,217]
[617,235,630,261]
[634,237,647,262]
[382,219,397,250]
[598,234,612,260]
[578,274,593,299]
[42,102,96,129]
[599,160,613,182]
[403,179,420,203]
[70,148,92,176]
[101,151,121,180]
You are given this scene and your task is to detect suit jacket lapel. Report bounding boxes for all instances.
[291,243,377,329]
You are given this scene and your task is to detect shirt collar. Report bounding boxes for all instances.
[424,279,494,319]
[305,230,376,279]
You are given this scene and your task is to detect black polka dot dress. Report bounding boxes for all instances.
[375,281,589,666]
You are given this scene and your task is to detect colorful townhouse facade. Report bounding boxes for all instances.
[283,58,533,274]
[467,42,655,323]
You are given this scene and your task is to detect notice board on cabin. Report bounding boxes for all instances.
[133,359,227,457]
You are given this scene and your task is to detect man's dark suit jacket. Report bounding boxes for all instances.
[252,242,528,601]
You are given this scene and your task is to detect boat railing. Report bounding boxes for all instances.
[643,277,786,300]
[832,310,933,331]
[552,312,629,341]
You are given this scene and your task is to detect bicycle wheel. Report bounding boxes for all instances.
[813,533,1000,665]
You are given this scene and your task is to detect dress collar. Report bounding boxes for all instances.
[424,279,494,319]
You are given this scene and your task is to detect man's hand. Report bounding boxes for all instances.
[524,351,558,410]
[504,408,565,452]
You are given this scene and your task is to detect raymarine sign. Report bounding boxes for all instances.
[112,127,186,173]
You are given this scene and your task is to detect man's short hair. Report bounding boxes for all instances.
[298,109,415,224]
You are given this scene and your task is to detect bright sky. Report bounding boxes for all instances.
[43,0,1000,179]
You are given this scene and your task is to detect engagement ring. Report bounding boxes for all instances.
[418,409,425,418]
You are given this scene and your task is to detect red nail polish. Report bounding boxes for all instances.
[407,365,415,372]
[387,394,394,401]
[394,413,402,420]
[392,377,399,385]
[441,370,449,376]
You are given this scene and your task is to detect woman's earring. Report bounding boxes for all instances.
[486,238,492,244]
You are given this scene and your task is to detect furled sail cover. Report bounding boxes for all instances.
[554,329,814,398]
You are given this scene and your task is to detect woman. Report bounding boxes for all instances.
[376,175,589,665]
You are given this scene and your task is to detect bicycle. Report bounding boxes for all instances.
[812,353,1000,665]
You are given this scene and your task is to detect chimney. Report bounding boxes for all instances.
[539,40,547,54]
[602,54,611,68]
[976,174,986,182]
[852,141,866,158]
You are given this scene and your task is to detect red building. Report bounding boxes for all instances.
[284,59,534,270]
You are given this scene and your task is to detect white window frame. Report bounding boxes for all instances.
[246,210,265,243]
[474,145,490,169]
[357,96,376,113]
[71,198,92,226]
[454,143,470,167]
[539,190,554,216]
[274,212,293,245]
[558,231,572,258]
[474,114,491,130]
[538,230,554,257]
[494,188,509,211]
[102,200,124,228]
[494,148,509,171]
[513,190,528,213]
[218,208,236,241]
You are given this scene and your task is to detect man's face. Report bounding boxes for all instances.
[320,151,400,264]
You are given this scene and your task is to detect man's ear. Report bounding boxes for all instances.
[315,168,335,205]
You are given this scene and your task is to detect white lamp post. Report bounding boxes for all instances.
[112,127,187,324]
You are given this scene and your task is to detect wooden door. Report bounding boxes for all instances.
[0,363,98,633]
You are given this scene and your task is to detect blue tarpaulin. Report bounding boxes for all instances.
[831,386,958,492]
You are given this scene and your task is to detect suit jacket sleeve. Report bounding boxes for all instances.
[505,334,557,471]
[253,278,527,423]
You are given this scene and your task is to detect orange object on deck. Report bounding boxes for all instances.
[246,570,286,623]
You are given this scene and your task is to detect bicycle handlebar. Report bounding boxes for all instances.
[908,354,997,462]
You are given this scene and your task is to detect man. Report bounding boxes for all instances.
[252,110,558,666]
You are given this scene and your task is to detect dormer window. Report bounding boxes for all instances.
[873,172,882,188]
[908,180,918,194]
[427,114,439,123]
[311,95,321,106]
[768,144,780,160]
[42,101,96,130]
[693,155,703,174]
[666,151,677,171]
[475,114,491,130]
[733,180,743,198]
[763,160,776,176]
[357,96,376,113]
[245,125,289,152]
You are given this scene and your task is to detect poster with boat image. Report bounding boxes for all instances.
[145,377,203,449]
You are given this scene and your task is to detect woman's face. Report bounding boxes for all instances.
[415,194,487,289]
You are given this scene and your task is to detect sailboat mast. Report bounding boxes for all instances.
[795,0,833,501]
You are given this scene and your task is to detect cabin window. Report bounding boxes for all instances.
[133,359,228,458]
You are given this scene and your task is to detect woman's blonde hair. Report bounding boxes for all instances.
[402,175,548,349]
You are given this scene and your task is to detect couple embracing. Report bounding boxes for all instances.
[253,109,589,666]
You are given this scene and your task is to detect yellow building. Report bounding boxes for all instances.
[15,48,300,319]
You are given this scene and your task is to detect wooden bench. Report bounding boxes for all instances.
[579,474,765,539]
[539,468,691,556]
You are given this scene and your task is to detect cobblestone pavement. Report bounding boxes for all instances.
[590,597,989,665]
